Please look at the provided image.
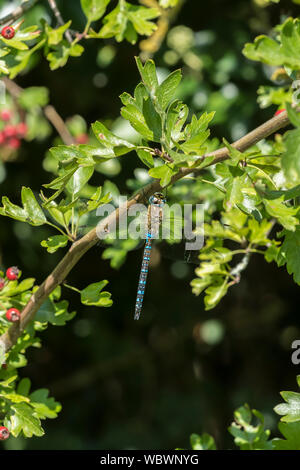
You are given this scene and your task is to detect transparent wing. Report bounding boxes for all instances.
[77,210,201,264]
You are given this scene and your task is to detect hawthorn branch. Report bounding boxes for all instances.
[0,109,291,354]
[0,0,39,26]
[3,77,75,145]
[47,0,73,44]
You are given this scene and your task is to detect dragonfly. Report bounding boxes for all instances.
[134,192,166,321]
[76,193,203,320]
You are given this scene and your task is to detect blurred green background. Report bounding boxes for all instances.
[0,0,300,450]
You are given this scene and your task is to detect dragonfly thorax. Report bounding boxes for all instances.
[149,192,166,207]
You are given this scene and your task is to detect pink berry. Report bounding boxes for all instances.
[0,278,5,290]
[7,138,21,149]
[1,26,15,40]
[75,133,89,144]
[4,125,17,139]
[0,110,12,121]
[0,132,6,145]
[16,122,28,138]
[6,266,20,281]
[0,426,9,440]
[274,109,285,116]
[5,308,21,322]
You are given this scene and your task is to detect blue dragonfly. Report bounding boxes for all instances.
[76,193,202,320]
[134,192,166,320]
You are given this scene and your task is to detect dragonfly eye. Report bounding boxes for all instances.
[149,192,166,206]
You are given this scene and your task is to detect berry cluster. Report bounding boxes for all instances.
[0,110,28,150]
[0,267,21,322]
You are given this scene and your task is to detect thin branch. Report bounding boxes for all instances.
[47,0,73,44]
[43,105,75,145]
[0,0,39,26]
[3,77,75,145]
[0,110,291,354]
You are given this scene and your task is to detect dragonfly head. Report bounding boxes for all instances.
[149,192,166,207]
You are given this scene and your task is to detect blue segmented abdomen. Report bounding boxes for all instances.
[134,233,153,321]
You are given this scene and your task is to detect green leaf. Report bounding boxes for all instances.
[45,20,72,46]
[5,402,44,438]
[148,164,175,187]
[190,433,216,450]
[136,149,154,168]
[223,138,244,164]
[282,128,300,184]
[102,239,139,269]
[98,2,159,44]
[66,166,94,196]
[191,276,212,296]
[17,378,31,397]
[274,391,300,423]
[229,405,272,450]
[127,5,159,37]
[92,121,134,156]
[165,100,188,143]
[9,39,46,79]
[156,69,182,110]
[18,86,49,110]
[0,36,28,50]
[286,102,300,128]
[243,18,300,68]
[120,97,154,140]
[278,227,300,284]
[1,278,35,296]
[263,197,299,231]
[30,389,62,420]
[0,187,47,226]
[21,187,47,225]
[81,281,113,307]
[273,422,300,450]
[41,235,69,253]
[47,42,84,70]
[204,281,229,310]
[135,57,159,93]
[81,0,110,22]
[36,292,75,326]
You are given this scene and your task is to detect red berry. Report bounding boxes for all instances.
[16,122,28,138]
[3,125,17,139]
[0,132,6,145]
[1,26,15,40]
[0,278,5,290]
[5,308,21,322]
[7,138,21,149]
[275,109,285,116]
[1,364,7,370]
[0,110,12,122]
[0,426,9,440]
[6,266,20,281]
[75,133,89,144]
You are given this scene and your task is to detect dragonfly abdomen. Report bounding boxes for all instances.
[134,234,153,320]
